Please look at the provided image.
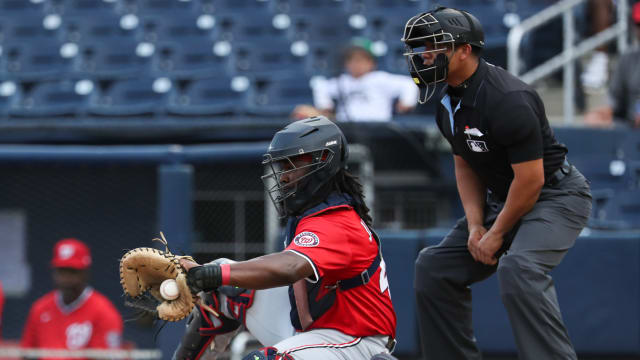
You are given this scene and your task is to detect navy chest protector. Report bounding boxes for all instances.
[284,193,382,331]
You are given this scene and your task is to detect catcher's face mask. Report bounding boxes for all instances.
[402,12,456,104]
[262,149,333,218]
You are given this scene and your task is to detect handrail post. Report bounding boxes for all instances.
[563,10,575,124]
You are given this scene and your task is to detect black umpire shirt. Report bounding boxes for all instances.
[435,58,567,201]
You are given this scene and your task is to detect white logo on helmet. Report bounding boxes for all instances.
[298,148,304,154]
[325,140,337,146]
[58,244,75,260]
[293,232,320,247]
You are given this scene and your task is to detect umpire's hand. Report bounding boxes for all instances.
[469,226,503,265]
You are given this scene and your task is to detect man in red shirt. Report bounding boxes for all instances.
[21,238,123,359]
[175,117,397,360]
[0,281,4,339]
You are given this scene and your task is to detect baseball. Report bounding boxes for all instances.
[160,279,179,301]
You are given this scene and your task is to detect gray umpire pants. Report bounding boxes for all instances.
[415,167,592,360]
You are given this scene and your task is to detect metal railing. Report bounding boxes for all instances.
[507,0,629,124]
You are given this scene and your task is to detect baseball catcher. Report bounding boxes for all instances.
[120,117,399,360]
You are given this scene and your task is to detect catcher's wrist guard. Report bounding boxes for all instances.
[187,264,222,293]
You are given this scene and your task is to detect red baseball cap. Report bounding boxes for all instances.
[51,238,92,269]
[634,2,640,24]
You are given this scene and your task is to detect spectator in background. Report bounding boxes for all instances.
[584,1,640,128]
[292,37,419,122]
[21,238,123,360]
[581,0,615,91]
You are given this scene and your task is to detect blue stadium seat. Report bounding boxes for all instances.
[152,40,231,79]
[0,42,75,81]
[9,80,91,117]
[88,77,171,116]
[352,0,427,18]
[132,0,198,16]
[288,14,365,43]
[215,13,289,42]
[0,15,60,44]
[379,41,410,75]
[48,0,119,18]
[0,80,21,118]
[231,40,305,77]
[246,76,313,116]
[0,0,46,17]
[302,41,342,76]
[364,12,413,43]
[61,14,140,44]
[76,41,153,80]
[273,0,351,16]
[139,14,216,43]
[198,0,276,15]
[166,76,250,116]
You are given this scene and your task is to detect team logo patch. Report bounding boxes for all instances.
[467,140,489,152]
[293,232,320,247]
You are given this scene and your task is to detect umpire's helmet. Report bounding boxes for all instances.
[402,7,484,103]
[262,116,348,218]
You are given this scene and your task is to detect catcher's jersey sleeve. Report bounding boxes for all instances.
[285,213,353,282]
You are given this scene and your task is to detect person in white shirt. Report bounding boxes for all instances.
[292,38,419,122]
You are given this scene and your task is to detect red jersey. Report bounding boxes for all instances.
[21,287,123,360]
[0,281,4,339]
[285,206,396,338]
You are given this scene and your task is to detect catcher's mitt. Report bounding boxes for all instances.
[119,233,198,322]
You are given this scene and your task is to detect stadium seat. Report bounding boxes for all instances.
[76,40,153,80]
[9,80,91,118]
[0,42,75,81]
[88,77,171,116]
[364,12,414,43]
[152,40,232,79]
[288,14,365,43]
[47,0,119,18]
[139,14,217,43]
[198,0,276,15]
[273,0,351,16]
[61,14,140,44]
[215,13,289,42]
[0,80,21,118]
[0,15,60,44]
[352,0,427,18]
[379,41,410,75]
[231,40,305,77]
[0,0,46,17]
[302,41,343,76]
[132,0,198,16]
[166,76,250,116]
[246,75,314,116]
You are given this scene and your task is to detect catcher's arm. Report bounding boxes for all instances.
[181,252,313,291]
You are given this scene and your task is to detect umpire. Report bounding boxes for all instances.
[402,7,592,360]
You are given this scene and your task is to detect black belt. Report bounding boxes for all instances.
[546,159,572,186]
[386,337,397,353]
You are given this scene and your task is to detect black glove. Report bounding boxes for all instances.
[186,264,222,293]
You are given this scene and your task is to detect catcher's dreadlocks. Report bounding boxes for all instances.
[333,169,372,227]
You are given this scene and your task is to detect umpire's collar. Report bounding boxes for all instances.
[443,58,488,108]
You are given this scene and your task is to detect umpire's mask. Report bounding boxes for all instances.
[402,7,485,103]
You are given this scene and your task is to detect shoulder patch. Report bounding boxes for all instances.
[293,232,320,247]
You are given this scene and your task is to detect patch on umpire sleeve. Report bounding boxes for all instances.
[293,232,320,247]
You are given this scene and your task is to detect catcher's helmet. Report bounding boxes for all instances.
[402,7,484,103]
[262,116,348,218]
